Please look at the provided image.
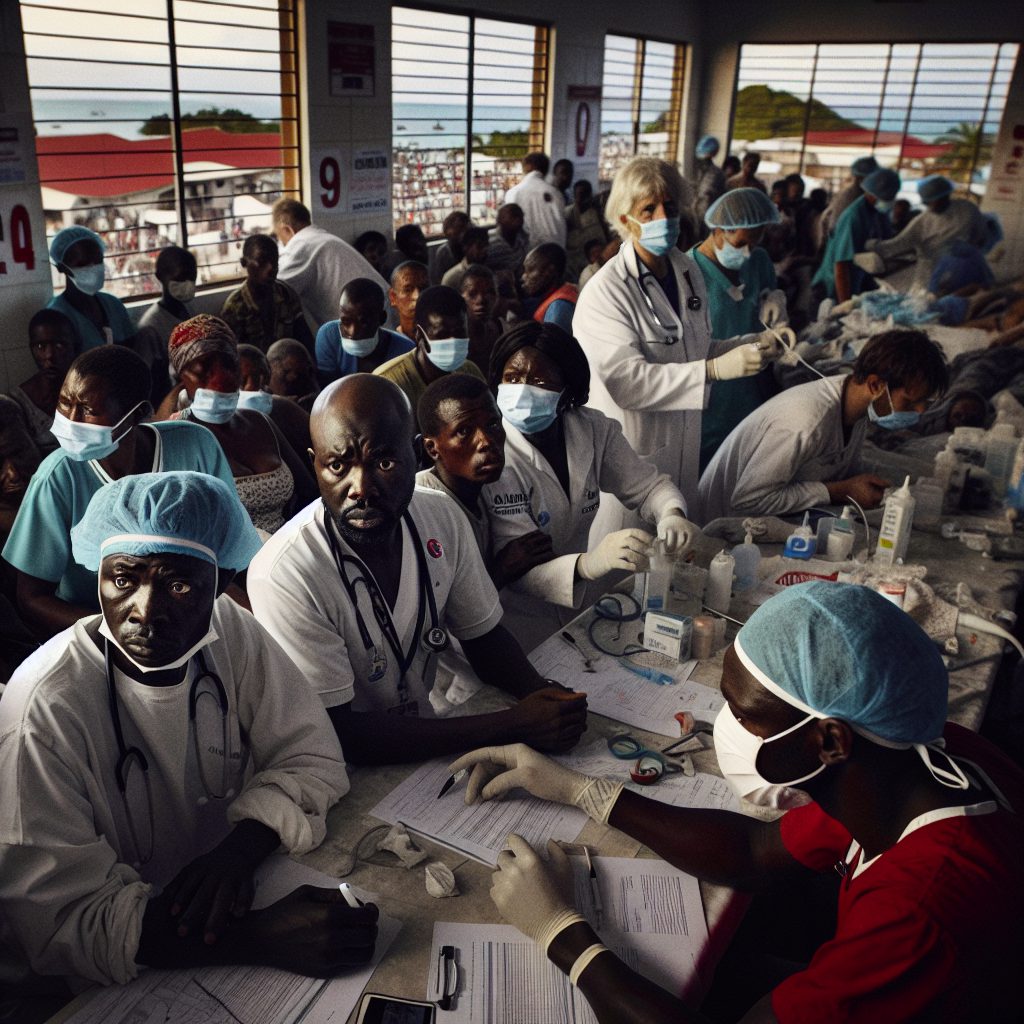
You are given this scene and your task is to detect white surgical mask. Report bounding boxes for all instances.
[341,330,380,358]
[69,263,106,296]
[874,199,894,214]
[497,382,562,434]
[717,239,751,270]
[50,402,143,462]
[99,612,218,674]
[190,388,239,424]
[167,280,196,303]
[424,335,469,372]
[236,389,274,415]
[713,702,824,809]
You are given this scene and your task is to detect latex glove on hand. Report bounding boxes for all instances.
[759,288,789,328]
[707,343,766,381]
[449,742,624,823]
[656,513,698,555]
[577,528,653,580]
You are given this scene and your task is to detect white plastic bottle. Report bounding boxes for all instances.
[986,423,1019,498]
[732,532,761,591]
[875,476,915,567]
[826,506,856,561]
[705,549,735,613]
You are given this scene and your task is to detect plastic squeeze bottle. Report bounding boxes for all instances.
[875,476,915,567]
[826,506,855,562]
[705,549,735,613]
[732,532,761,590]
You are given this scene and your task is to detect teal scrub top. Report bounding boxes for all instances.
[691,245,779,472]
[48,291,136,351]
[812,195,893,299]
[2,420,237,608]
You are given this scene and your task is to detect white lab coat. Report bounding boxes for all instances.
[571,242,740,533]
[505,171,567,248]
[482,406,684,652]
[0,597,348,985]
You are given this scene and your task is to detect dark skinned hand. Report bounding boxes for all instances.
[509,687,588,753]
[491,530,556,589]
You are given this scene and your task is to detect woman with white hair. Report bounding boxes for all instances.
[572,157,776,526]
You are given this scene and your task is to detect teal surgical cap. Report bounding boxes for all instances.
[733,581,948,747]
[850,156,879,177]
[49,226,105,266]
[705,187,781,230]
[71,471,262,572]
[696,135,720,158]
[862,167,901,202]
[918,174,954,204]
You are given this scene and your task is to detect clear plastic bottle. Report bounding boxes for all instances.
[732,532,761,591]
[705,549,735,613]
[876,476,915,567]
[644,542,673,612]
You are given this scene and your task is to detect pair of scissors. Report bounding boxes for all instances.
[607,734,693,784]
[663,711,715,755]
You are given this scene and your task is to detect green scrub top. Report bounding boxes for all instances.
[812,195,894,300]
[691,245,779,473]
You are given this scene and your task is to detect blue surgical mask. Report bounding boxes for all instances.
[341,330,380,358]
[717,238,751,270]
[50,402,142,461]
[497,382,562,434]
[874,199,894,214]
[236,389,274,415]
[424,335,469,372]
[628,216,680,257]
[69,263,106,296]
[868,384,920,430]
[191,388,240,424]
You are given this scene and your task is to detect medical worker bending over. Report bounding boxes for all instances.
[571,156,777,525]
[451,582,1023,1022]
[248,374,587,764]
[697,329,947,523]
[482,320,697,653]
[0,472,375,985]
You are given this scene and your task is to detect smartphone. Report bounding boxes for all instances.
[355,992,437,1024]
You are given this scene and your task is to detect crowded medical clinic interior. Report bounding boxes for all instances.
[0,0,1023,1021]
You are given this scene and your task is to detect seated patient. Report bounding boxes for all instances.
[0,472,376,985]
[453,582,1024,1023]
[268,338,320,412]
[238,342,312,458]
[2,345,235,640]
[247,374,588,764]
[697,329,948,523]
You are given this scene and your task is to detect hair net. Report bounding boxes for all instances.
[862,168,901,202]
[705,187,781,229]
[71,471,262,572]
[918,174,954,204]
[733,581,948,747]
[168,314,238,375]
[850,156,879,177]
[49,226,105,266]
[696,135,720,158]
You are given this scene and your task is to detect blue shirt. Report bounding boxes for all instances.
[812,195,894,299]
[48,291,135,351]
[314,324,413,384]
[2,420,236,608]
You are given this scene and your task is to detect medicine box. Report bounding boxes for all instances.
[643,611,692,662]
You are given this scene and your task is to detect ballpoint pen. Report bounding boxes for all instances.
[338,883,364,908]
[436,768,467,799]
[619,659,675,686]
[584,846,603,930]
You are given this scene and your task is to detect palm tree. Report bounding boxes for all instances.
[935,122,992,185]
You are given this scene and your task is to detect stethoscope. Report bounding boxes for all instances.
[634,265,702,345]
[324,506,449,702]
[105,640,246,867]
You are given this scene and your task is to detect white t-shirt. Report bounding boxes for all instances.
[248,490,503,716]
[505,171,568,248]
[0,597,347,985]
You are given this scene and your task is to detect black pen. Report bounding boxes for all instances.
[436,768,467,799]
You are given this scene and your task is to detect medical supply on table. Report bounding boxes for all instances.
[424,861,459,899]
[561,630,596,672]
[934,445,966,513]
[588,593,646,657]
[985,423,1019,498]
[644,542,673,612]
[705,549,735,613]
[950,427,988,467]
[878,581,907,609]
[691,616,716,660]
[783,512,817,560]
[732,532,762,590]
[825,506,856,561]
[607,734,694,784]
[643,611,692,661]
[619,660,675,686]
[1006,437,1024,521]
[875,476,915,567]
[584,846,603,929]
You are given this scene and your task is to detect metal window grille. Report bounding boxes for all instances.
[732,41,1019,198]
[599,34,686,189]
[391,5,549,237]
[20,0,301,300]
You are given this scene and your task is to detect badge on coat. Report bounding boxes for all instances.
[427,538,444,559]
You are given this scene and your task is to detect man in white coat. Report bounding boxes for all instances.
[571,156,776,533]
[0,472,376,986]
[504,153,568,249]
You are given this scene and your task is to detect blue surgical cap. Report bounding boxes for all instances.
[850,156,879,177]
[733,581,948,747]
[49,226,105,266]
[71,471,262,572]
[862,168,901,202]
[918,174,954,204]
[696,135,720,158]
[705,187,781,229]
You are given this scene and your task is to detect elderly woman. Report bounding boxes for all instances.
[163,315,317,535]
[571,157,776,528]
[691,188,786,470]
[481,320,696,652]
[1,345,235,640]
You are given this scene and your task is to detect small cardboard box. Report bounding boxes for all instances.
[643,611,692,662]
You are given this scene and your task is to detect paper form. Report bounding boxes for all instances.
[529,632,725,737]
[62,860,401,1024]
[369,757,588,866]
[429,858,706,1022]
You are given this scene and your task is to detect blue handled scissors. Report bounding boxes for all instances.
[607,734,693,784]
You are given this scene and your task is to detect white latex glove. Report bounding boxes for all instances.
[707,343,766,381]
[656,513,697,554]
[759,288,788,328]
[576,528,653,580]
[449,743,624,823]
[491,836,576,945]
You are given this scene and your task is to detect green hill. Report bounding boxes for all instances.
[733,84,860,140]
